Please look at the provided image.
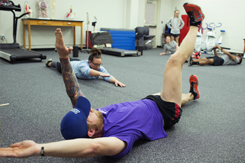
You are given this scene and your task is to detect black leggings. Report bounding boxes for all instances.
[51,58,81,73]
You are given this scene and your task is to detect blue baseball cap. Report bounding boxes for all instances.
[60,96,91,140]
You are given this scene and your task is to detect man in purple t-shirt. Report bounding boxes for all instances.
[0,3,205,159]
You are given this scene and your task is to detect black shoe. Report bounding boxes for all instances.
[188,56,193,66]
[45,58,52,67]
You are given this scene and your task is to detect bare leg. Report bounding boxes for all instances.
[175,36,180,45]
[192,58,214,65]
[160,26,199,107]
[181,93,194,106]
[48,62,52,67]
[152,93,194,106]
[171,35,175,42]
[193,58,208,62]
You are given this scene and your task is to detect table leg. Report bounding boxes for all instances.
[28,24,31,50]
[80,25,83,49]
[74,26,76,46]
[22,23,26,49]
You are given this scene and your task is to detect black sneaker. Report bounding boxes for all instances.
[45,58,52,67]
[188,56,193,66]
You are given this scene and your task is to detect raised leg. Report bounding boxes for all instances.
[160,26,198,106]
[160,3,204,106]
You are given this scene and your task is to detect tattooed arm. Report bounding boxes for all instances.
[60,58,83,107]
[54,28,83,107]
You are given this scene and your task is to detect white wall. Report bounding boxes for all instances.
[2,0,243,50]
[0,0,171,48]
[158,0,172,45]
[0,0,126,48]
[171,0,245,51]
[128,0,140,29]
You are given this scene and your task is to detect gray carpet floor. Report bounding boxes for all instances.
[0,48,245,163]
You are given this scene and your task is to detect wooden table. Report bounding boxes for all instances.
[22,18,83,50]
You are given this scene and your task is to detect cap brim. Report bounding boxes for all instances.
[75,96,91,118]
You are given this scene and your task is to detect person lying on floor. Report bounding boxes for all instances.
[46,47,125,87]
[0,2,204,159]
[188,45,242,66]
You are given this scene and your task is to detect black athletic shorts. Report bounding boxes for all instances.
[171,33,180,37]
[206,56,224,66]
[143,95,182,129]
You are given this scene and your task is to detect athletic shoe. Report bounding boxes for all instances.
[194,52,201,59]
[188,56,193,66]
[189,75,200,100]
[183,3,205,27]
[45,58,52,67]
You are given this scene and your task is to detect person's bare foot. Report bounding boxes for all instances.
[55,28,73,58]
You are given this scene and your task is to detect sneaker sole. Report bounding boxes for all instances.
[189,75,198,85]
[183,3,205,22]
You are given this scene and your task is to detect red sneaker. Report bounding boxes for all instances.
[189,75,200,100]
[183,3,205,26]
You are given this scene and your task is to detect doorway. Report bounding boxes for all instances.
[144,0,159,48]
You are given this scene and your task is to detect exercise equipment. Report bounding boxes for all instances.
[0,1,46,62]
[99,47,141,57]
[203,23,228,53]
[86,17,141,57]
[83,14,140,57]
[100,28,141,57]
[135,27,155,51]
[91,31,141,57]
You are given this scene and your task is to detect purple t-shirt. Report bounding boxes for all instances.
[96,99,167,158]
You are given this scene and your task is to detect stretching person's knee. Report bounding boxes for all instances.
[168,52,183,66]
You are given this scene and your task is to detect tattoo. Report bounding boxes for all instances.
[60,58,83,107]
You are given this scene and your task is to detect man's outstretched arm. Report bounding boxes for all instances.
[55,28,83,107]
[0,137,126,158]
